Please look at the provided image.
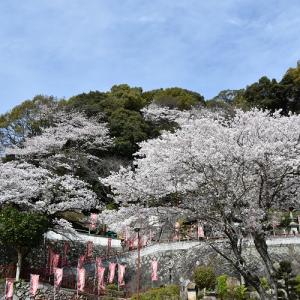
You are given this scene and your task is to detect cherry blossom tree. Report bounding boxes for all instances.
[5,109,112,157]
[0,161,99,213]
[101,109,300,299]
[0,160,99,280]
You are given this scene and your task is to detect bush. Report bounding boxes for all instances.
[193,266,216,291]
[233,284,248,300]
[106,283,118,291]
[216,275,228,300]
[131,285,180,300]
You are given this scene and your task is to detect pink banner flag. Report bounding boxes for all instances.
[90,213,98,230]
[86,241,94,258]
[78,255,85,268]
[54,268,63,288]
[151,259,158,281]
[48,246,55,274]
[108,262,116,283]
[62,241,70,266]
[5,278,14,299]
[77,268,86,292]
[96,257,102,269]
[118,264,126,286]
[52,254,60,270]
[30,274,39,297]
[97,266,105,292]
[197,225,205,238]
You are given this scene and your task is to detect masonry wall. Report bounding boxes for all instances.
[1,235,300,295]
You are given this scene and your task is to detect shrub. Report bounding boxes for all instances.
[233,284,248,300]
[216,275,228,300]
[131,285,180,300]
[193,266,216,291]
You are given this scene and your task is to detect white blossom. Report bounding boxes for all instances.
[0,161,98,214]
[6,110,112,156]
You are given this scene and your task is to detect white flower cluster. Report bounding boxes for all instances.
[0,161,98,214]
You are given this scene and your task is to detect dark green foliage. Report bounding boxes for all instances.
[153,87,205,110]
[0,205,49,251]
[275,261,298,299]
[68,91,108,116]
[131,285,180,300]
[193,266,216,291]
[235,62,300,114]
[108,108,150,156]
[217,275,229,300]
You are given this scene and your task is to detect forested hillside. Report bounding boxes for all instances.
[0,63,299,212]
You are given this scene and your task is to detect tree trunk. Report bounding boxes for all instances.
[253,232,278,299]
[15,249,22,281]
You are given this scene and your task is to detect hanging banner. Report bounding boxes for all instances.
[54,268,63,288]
[86,241,94,258]
[62,241,70,266]
[118,264,126,286]
[51,254,60,275]
[96,257,102,269]
[97,266,106,292]
[108,262,116,283]
[197,224,205,238]
[78,255,85,268]
[90,213,98,230]
[5,278,14,299]
[48,246,55,274]
[30,274,39,297]
[151,259,158,281]
[77,268,86,292]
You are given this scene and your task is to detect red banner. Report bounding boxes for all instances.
[5,278,14,299]
[48,246,55,274]
[96,257,102,269]
[151,259,158,281]
[108,262,116,283]
[118,264,126,286]
[30,274,39,297]
[52,254,60,271]
[62,241,70,266]
[54,268,63,288]
[77,268,86,292]
[97,266,105,292]
[78,255,85,268]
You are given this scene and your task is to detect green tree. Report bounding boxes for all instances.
[152,87,205,110]
[0,206,49,281]
[108,108,150,156]
[217,275,228,300]
[193,266,216,292]
[67,91,108,116]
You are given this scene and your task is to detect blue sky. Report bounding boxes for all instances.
[1,0,300,114]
